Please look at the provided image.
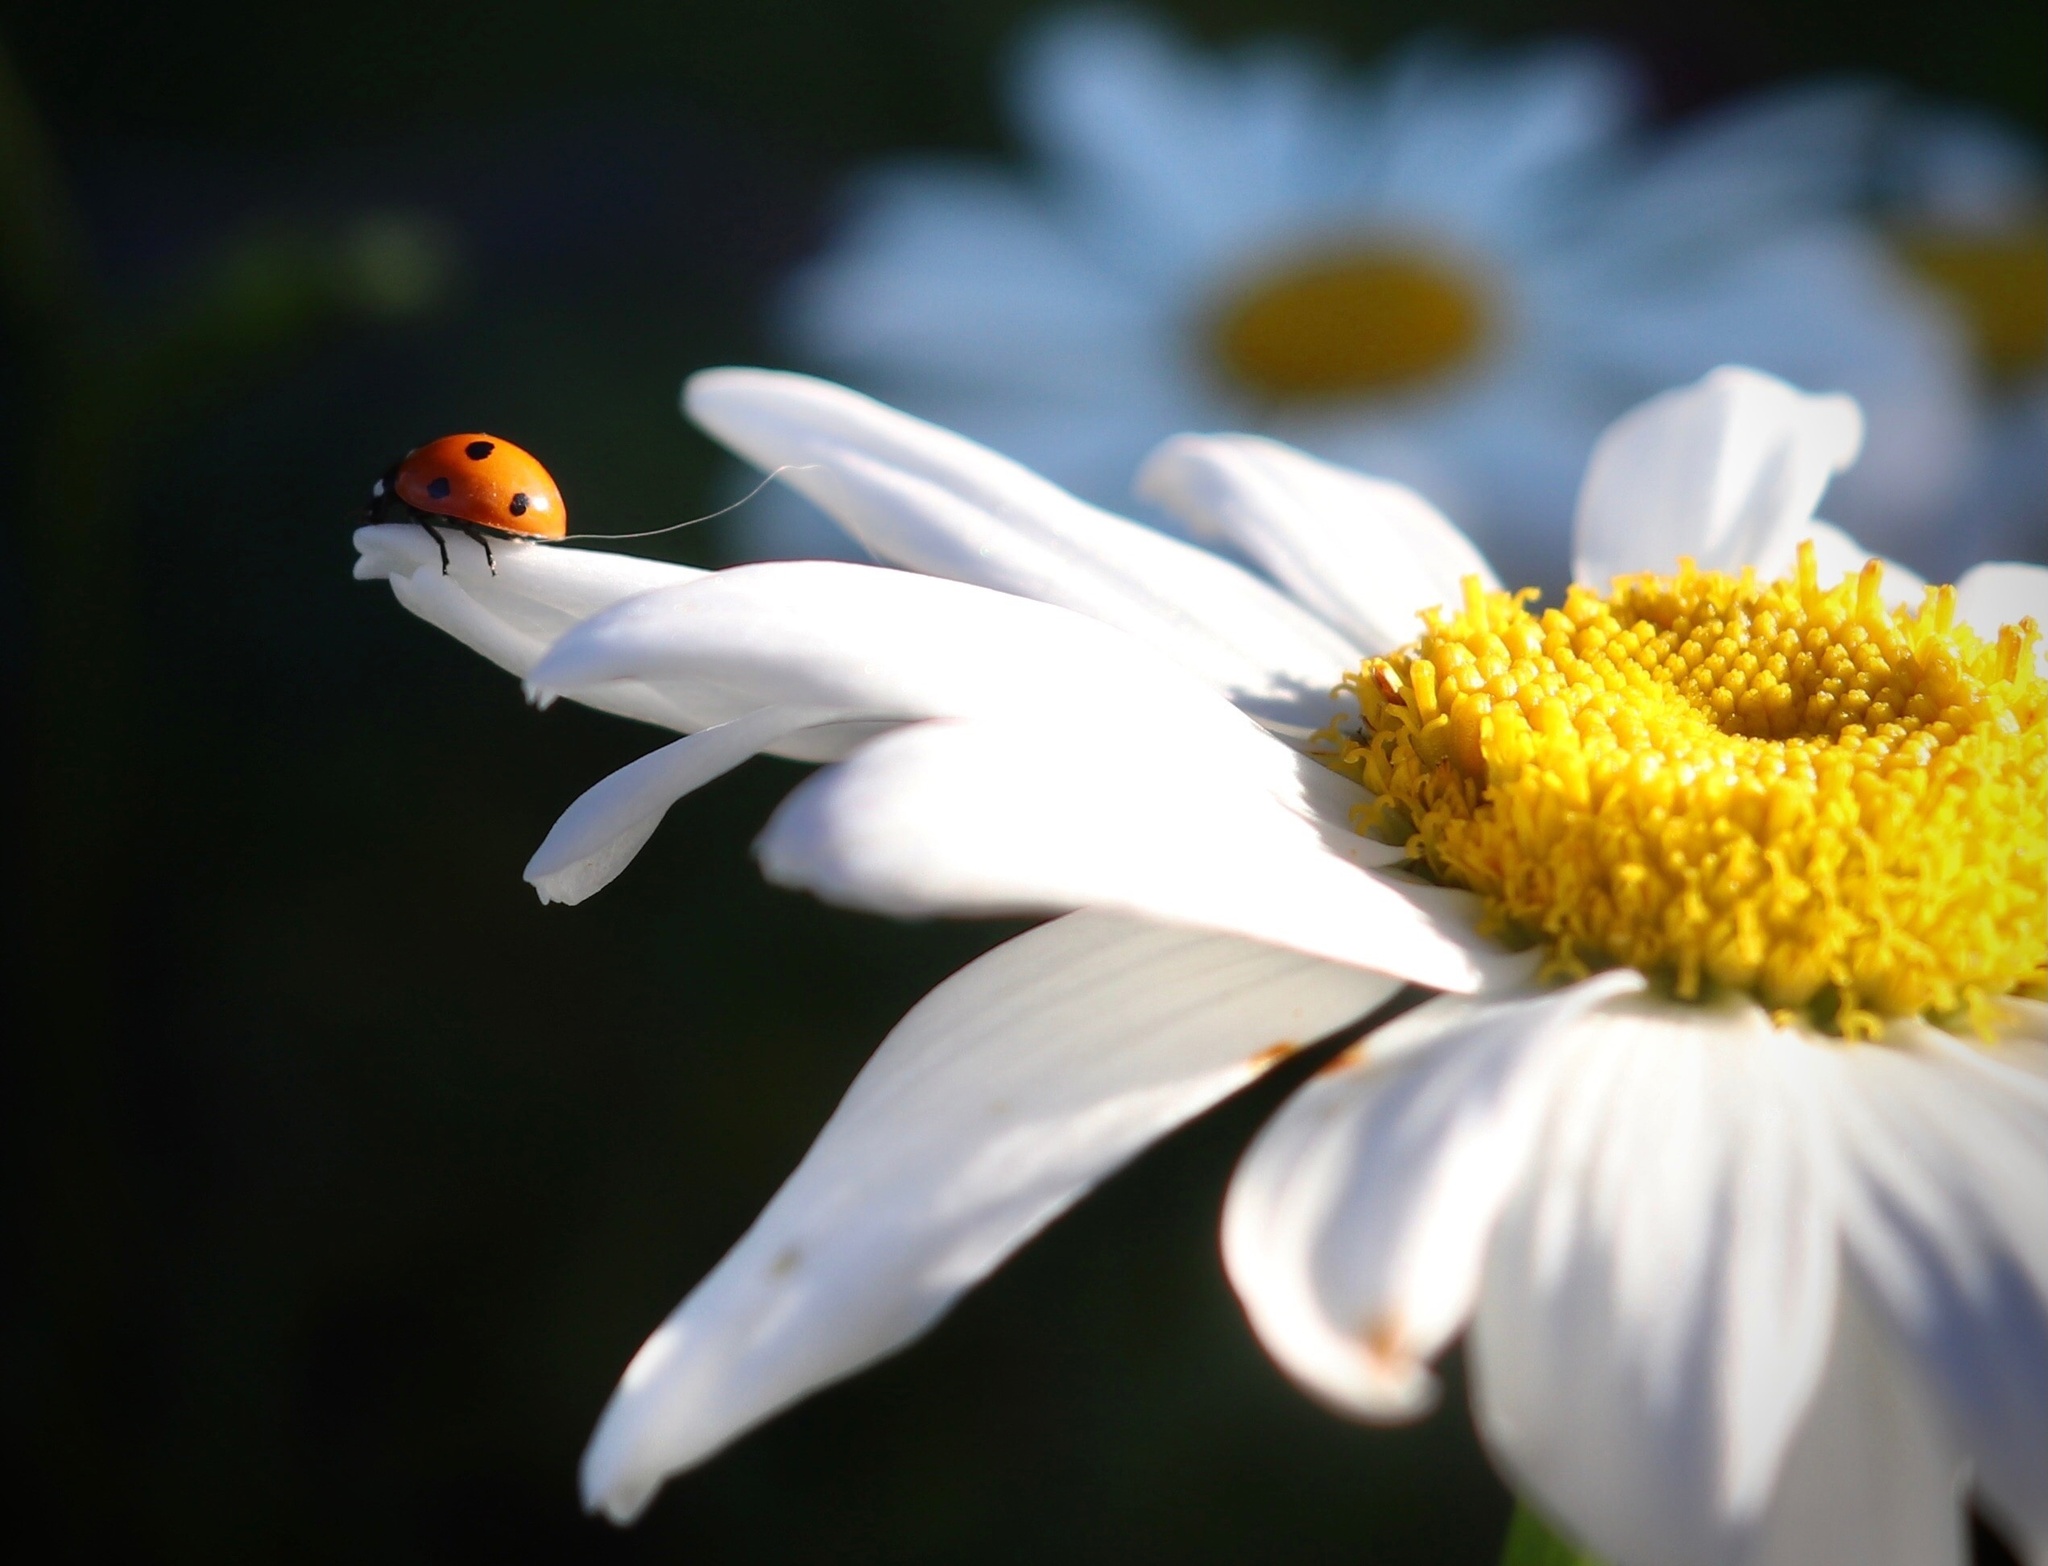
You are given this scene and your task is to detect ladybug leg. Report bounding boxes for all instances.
[419,519,451,574]
[457,524,498,574]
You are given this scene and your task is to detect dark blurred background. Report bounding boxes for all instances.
[2,3,2040,1561]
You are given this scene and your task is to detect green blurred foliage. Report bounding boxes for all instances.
[1503,1503,1608,1566]
[5,0,2042,151]
[0,3,2038,1563]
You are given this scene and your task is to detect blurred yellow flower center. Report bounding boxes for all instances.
[1212,247,1488,400]
[1895,221,2048,379]
[1334,544,2047,1035]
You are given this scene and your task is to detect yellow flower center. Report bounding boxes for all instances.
[1334,545,2047,1035]
[1211,246,1490,400]
[1894,220,2048,380]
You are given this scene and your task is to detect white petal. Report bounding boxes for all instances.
[753,715,1519,995]
[1009,10,1336,283]
[778,161,1157,393]
[1835,1033,2048,1562]
[353,524,704,620]
[1979,997,2048,1084]
[527,559,1262,763]
[682,368,1360,731]
[1883,103,2045,228]
[1576,231,1973,566]
[1956,561,2048,676]
[524,707,848,906]
[1223,972,1641,1420]
[1912,1019,2048,1114]
[1748,1280,1967,1566]
[1751,518,1928,610]
[1350,40,1638,234]
[1928,376,2048,575]
[354,524,704,727]
[1136,433,1502,653]
[1603,80,1885,237]
[1471,997,1845,1566]
[1571,367,1864,589]
[1013,18,1632,273]
[1788,521,1926,602]
[579,910,1402,1521]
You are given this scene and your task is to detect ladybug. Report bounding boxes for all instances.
[365,433,567,573]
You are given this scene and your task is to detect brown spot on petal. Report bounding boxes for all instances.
[769,1246,802,1279]
[1245,1041,1299,1072]
[1314,1040,1370,1078]
[1361,1311,1407,1365]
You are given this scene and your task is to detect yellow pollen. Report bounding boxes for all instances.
[1894,220,2048,380]
[1212,246,1489,400]
[1334,543,2048,1033]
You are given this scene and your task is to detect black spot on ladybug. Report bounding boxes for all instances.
[427,476,452,499]
[465,440,495,461]
[508,492,530,517]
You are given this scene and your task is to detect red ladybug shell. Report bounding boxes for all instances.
[390,434,567,539]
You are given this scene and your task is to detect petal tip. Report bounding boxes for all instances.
[525,619,631,693]
[1130,432,1245,539]
[577,1439,659,1527]
[682,365,838,432]
[680,364,759,415]
[523,803,665,908]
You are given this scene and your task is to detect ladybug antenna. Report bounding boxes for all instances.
[550,464,822,544]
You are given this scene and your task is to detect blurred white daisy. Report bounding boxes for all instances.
[767,9,1979,593]
[359,363,2046,1564]
[1876,99,2047,575]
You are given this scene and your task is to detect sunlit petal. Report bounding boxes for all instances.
[1747,1281,1966,1566]
[684,367,1359,732]
[1136,431,1501,651]
[1956,560,2048,675]
[528,559,1251,763]
[1571,366,1864,589]
[1835,1033,2048,1562]
[357,523,703,728]
[524,707,854,905]
[754,715,1521,994]
[580,910,1401,1521]
[1471,997,1845,1565]
[1223,973,1637,1419]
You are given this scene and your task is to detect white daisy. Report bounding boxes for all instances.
[355,365,2047,1565]
[1876,99,2047,575]
[771,9,1978,592]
